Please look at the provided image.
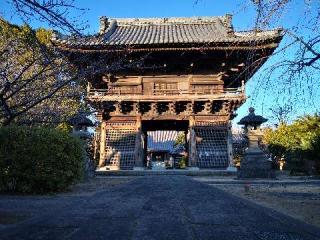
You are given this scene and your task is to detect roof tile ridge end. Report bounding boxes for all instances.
[103,19,118,40]
[222,14,234,34]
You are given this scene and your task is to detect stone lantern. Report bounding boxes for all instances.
[237,107,275,178]
[68,112,95,139]
[69,112,96,179]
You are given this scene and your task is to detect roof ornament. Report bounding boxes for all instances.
[99,16,108,35]
[104,20,118,39]
[224,14,234,34]
[51,30,59,41]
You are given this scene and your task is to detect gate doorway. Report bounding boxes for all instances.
[141,120,189,170]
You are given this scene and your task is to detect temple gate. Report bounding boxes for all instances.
[53,15,282,170]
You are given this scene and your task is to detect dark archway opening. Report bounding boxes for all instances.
[141,120,189,169]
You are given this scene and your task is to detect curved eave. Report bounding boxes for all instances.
[52,35,283,53]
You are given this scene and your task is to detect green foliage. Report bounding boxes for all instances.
[179,156,187,169]
[311,135,320,157]
[0,126,84,193]
[263,114,320,174]
[174,132,185,146]
[56,122,73,133]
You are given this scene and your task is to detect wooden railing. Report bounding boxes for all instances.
[88,87,242,97]
[87,86,140,95]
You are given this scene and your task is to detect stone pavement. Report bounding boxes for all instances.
[1,176,320,240]
[193,176,320,185]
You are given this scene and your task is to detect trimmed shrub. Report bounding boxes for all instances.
[0,126,84,193]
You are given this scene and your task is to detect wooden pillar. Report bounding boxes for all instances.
[184,130,188,165]
[93,130,99,161]
[98,120,107,168]
[143,131,148,167]
[227,121,235,169]
[188,116,197,167]
[134,116,144,168]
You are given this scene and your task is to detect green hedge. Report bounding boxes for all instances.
[0,126,84,193]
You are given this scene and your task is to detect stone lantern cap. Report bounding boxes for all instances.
[238,107,267,127]
[68,112,95,127]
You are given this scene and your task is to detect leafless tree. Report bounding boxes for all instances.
[250,0,320,108]
[268,103,293,125]
[5,0,88,34]
[0,20,83,126]
[0,1,89,126]
[0,19,152,126]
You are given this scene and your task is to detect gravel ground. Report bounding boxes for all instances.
[209,182,320,228]
[62,176,135,196]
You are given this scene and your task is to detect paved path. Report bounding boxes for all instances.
[1,176,320,240]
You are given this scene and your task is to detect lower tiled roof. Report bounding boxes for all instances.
[147,130,182,152]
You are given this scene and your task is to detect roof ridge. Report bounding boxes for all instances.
[99,15,234,34]
[110,16,225,22]
[99,15,232,33]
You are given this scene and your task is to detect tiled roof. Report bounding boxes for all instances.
[101,16,231,45]
[52,15,283,49]
[148,131,182,152]
[68,112,94,126]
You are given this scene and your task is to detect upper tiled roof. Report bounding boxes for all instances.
[52,15,282,50]
[100,16,232,45]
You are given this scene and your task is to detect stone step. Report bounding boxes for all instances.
[95,169,237,176]
[238,169,276,179]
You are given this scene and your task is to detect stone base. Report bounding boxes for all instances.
[133,167,145,171]
[237,151,275,179]
[187,167,200,171]
[105,165,120,171]
[227,166,237,172]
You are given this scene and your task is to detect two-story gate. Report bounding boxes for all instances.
[53,15,282,170]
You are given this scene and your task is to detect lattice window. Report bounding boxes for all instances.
[154,83,178,95]
[191,85,223,94]
[195,127,229,168]
[107,86,141,94]
[105,127,137,170]
[106,121,136,127]
[195,121,228,127]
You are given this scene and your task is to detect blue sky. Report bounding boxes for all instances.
[2,0,319,126]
